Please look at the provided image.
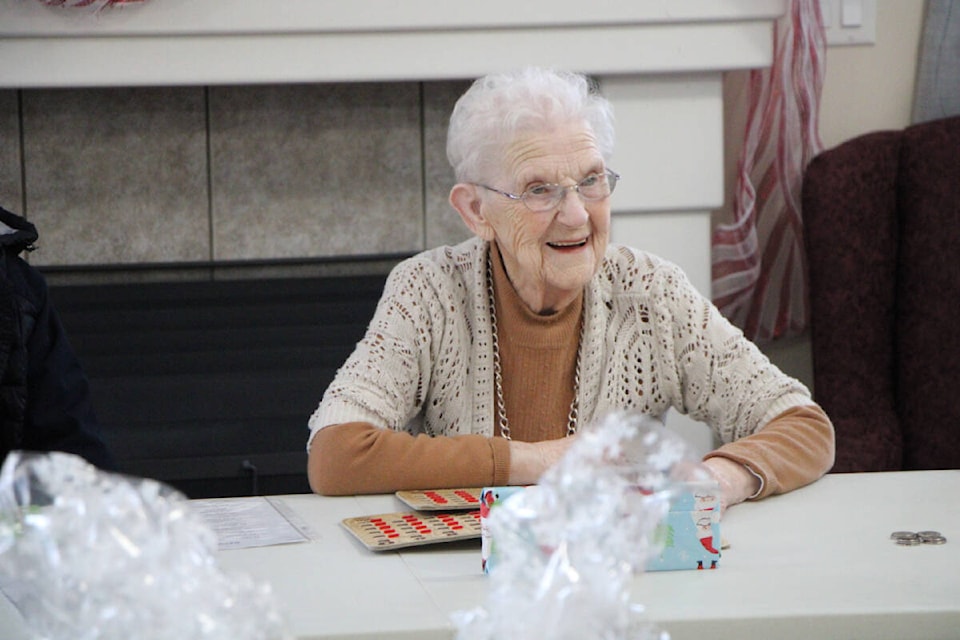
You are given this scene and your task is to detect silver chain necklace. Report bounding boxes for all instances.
[487,256,583,440]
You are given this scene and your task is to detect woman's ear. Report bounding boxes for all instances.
[450,183,495,241]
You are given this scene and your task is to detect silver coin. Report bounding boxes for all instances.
[895,537,922,546]
[921,535,947,545]
[890,531,918,540]
[917,530,942,540]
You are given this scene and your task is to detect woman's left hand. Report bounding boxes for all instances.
[702,457,761,515]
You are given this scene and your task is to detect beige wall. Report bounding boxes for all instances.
[759,0,927,391]
[819,0,927,149]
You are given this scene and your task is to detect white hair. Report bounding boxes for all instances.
[445,67,615,182]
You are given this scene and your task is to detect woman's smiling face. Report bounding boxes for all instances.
[478,122,611,314]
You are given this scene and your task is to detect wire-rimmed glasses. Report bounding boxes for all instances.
[473,168,620,213]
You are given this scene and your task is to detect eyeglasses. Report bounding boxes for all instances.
[473,168,620,213]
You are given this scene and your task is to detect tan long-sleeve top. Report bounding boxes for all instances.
[308,238,834,496]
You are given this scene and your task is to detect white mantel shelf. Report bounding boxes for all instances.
[0,0,786,88]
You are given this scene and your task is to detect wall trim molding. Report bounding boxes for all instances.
[0,0,785,88]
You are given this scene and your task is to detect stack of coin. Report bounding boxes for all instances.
[890,530,947,545]
[917,530,947,545]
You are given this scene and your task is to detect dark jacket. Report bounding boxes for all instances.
[0,207,115,470]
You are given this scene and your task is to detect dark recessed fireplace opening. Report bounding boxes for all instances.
[44,256,404,498]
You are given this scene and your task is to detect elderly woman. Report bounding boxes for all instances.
[307,67,834,511]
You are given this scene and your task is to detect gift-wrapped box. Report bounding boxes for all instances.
[480,481,721,574]
[646,480,721,571]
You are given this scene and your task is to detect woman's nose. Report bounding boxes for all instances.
[555,189,590,226]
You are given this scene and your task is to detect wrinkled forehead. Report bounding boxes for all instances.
[494,122,604,185]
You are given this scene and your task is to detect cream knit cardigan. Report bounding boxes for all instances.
[308,237,813,448]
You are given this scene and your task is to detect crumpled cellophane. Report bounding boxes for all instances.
[454,410,713,640]
[0,450,291,640]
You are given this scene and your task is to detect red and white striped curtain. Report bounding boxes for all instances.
[711,0,826,343]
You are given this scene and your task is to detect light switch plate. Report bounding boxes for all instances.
[820,0,877,46]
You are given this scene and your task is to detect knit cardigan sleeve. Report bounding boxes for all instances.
[590,247,834,496]
[645,254,814,441]
[307,240,491,445]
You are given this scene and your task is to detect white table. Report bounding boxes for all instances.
[3,471,959,639]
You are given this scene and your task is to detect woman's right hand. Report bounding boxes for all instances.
[507,436,576,485]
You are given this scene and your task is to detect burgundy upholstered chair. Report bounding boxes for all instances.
[803,115,960,472]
